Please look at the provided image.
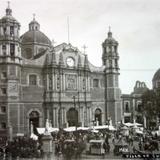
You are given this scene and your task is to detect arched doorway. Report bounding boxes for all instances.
[95,108,102,125]
[67,108,78,127]
[29,111,39,134]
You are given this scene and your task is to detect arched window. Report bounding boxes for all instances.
[137,102,142,112]
[10,44,15,57]
[115,59,118,68]
[29,74,37,85]
[3,27,6,35]
[0,106,6,114]
[2,44,6,55]
[125,102,129,112]
[10,26,14,36]
[29,111,39,134]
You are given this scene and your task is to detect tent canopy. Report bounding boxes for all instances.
[37,127,59,134]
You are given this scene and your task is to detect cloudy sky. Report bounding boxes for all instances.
[0,0,160,93]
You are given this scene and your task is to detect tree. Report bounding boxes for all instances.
[141,89,158,129]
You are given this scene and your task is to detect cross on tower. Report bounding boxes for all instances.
[52,39,56,47]
[33,13,36,20]
[82,45,87,54]
[7,1,10,8]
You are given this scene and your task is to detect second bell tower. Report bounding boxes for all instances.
[102,28,122,126]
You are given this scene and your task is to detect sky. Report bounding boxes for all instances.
[0,0,160,93]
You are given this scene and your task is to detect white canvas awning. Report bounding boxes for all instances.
[64,126,76,132]
[124,122,142,127]
[123,122,134,127]
[77,127,89,131]
[37,127,59,134]
[91,125,116,131]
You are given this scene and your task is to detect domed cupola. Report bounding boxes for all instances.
[152,68,160,90]
[29,15,40,31]
[20,15,51,59]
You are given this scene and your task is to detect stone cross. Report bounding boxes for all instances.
[7,1,10,8]
[82,45,87,54]
[33,13,36,20]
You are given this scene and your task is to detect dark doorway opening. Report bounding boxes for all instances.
[95,108,102,125]
[29,111,39,135]
[67,108,78,127]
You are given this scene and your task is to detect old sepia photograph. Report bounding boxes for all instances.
[0,0,160,159]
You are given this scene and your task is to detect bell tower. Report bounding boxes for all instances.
[0,3,22,136]
[102,28,122,126]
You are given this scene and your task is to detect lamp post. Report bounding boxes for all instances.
[106,116,110,130]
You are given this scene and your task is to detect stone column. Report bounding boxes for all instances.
[52,108,55,127]
[55,108,58,128]
[61,108,64,126]
[63,108,66,127]
[63,74,65,91]
[17,104,20,133]
[46,74,49,90]
[0,44,1,55]
[88,107,92,126]
[52,74,54,90]
[80,106,84,127]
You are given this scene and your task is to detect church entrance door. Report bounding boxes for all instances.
[29,111,39,134]
[95,108,102,125]
[67,108,78,127]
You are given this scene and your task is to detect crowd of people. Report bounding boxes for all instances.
[53,129,112,159]
[0,136,42,158]
[0,126,160,159]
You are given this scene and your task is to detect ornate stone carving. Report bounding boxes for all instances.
[66,74,77,90]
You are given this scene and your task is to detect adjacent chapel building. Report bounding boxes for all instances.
[0,5,122,137]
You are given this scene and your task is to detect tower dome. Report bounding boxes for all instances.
[152,68,160,89]
[153,68,160,82]
[21,17,51,46]
[21,29,51,45]
[20,16,51,59]
[103,27,118,44]
[0,2,19,24]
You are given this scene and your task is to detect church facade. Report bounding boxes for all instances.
[0,6,122,137]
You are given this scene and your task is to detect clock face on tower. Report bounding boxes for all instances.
[66,57,75,67]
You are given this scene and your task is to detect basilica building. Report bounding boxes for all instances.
[0,5,122,137]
